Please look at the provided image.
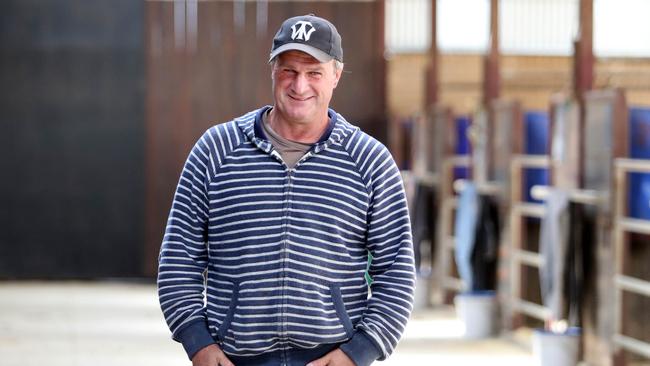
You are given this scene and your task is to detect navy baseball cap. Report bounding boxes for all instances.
[269,14,343,63]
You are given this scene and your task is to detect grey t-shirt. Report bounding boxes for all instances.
[262,110,313,168]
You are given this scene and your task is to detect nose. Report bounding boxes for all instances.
[291,73,309,95]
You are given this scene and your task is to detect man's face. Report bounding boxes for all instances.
[271,50,342,126]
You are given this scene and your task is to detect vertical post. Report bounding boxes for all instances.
[376,0,387,118]
[425,0,438,107]
[612,91,629,366]
[509,157,524,329]
[483,0,499,191]
[574,0,594,98]
[375,0,388,144]
[573,25,597,366]
[439,158,453,303]
[613,162,625,366]
[483,0,500,105]
[574,0,594,191]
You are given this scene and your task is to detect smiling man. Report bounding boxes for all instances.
[158,14,415,366]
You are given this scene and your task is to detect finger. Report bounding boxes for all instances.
[217,353,235,366]
[306,354,329,366]
[217,354,235,366]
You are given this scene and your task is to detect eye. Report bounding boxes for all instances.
[309,71,322,78]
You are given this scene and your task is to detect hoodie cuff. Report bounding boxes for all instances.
[176,321,216,360]
[339,331,382,366]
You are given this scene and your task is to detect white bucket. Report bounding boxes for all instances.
[454,291,498,339]
[532,328,581,366]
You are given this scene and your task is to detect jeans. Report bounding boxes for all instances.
[226,343,341,366]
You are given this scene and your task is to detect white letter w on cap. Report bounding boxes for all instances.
[290,21,316,41]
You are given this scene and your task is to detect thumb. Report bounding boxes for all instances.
[306,354,329,366]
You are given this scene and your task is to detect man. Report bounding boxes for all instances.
[158,14,415,366]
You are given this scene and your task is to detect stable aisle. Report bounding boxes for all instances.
[0,282,534,366]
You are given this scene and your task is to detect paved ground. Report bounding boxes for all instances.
[0,282,534,366]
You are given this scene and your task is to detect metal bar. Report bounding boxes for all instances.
[513,202,546,218]
[450,198,458,208]
[443,197,458,210]
[509,154,550,328]
[618,217,650,235]
[511,154,551,169]
[615,275,650,297]
[568,188,603,205]
[443,276,464,291]
[615,158,650,173]
[613,155,627,341]
[401,171,439,187]
[513,299,551,321]
[444,155,472,167]
[438,153,469,303]
[510,155,523,326]
[453,179,503,195]
[445,236,456,251]
[418,172,439,187]
[613,334,650,359]
[513,249,543,267]
[530,185,605,206]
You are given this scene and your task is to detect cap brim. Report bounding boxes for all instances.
[268,43,333,63]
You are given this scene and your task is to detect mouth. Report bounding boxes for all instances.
[288,94,312,102]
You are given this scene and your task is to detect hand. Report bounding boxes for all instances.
[307,348,355,366]
[192,344,234,366]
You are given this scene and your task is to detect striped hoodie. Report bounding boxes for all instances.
[158,106,415,365]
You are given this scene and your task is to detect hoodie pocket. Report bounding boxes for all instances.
[330,283,354,338]
[217,282,239,341]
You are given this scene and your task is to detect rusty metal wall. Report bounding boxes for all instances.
[143,1,387,276]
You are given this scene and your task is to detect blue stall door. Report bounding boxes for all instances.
[454,116,472,180]
[629,108,650,220]
[524,111,550,203]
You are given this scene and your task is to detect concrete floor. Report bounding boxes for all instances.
[0,282,535,366]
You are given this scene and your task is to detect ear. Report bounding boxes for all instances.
[333,68,342,88]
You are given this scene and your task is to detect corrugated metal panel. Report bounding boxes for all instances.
[500,0,578,56]
[0,0,145,278]
[385,0,431,53]
[594,0,650,57]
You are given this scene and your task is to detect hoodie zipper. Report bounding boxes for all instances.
[274,150,315,343]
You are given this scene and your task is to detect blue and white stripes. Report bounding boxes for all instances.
[158,107,415,361]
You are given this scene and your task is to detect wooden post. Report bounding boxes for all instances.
[425,0,438,107]
[574,0,594,191]
[582,89,628,366]
[483,0,499,202]
[574,0,594,98]
[483,0,500,105]
[376,0,387,119]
